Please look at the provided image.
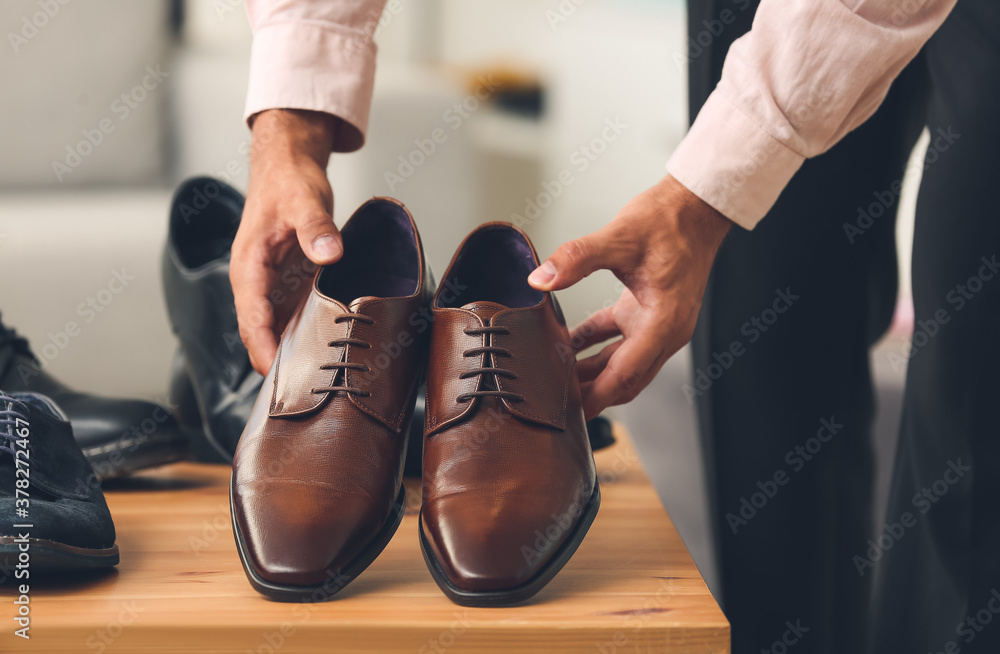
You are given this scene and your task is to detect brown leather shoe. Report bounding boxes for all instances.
[230,198,433,602]
[420,222,600,607]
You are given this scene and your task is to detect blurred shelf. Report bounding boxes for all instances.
[469,108,546,160]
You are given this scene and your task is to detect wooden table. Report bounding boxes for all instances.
[1,427,728,653]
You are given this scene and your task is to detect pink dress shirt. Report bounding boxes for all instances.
[245,0,388,153]
[245,0,956,229]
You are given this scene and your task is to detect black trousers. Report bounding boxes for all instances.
[686,1,1000,653]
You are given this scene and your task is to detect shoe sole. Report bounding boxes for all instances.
[419,481,601,607]
[230,482,407,602]
[0,537,119,572]
[82,431,191,481]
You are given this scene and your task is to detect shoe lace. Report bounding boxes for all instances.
[457,325,525,403]
[0,391,29,457]
[310,313,374,398]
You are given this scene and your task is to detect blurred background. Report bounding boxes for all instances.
[0,0,928,597]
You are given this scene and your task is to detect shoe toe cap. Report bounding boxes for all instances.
[422,490,590,593]
[233,480,390,589]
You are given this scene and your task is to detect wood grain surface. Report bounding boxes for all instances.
[0,426,728,653]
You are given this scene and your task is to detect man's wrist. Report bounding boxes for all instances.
[655,174,732,252]
[250,109,338,169]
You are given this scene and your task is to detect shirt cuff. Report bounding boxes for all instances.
[244,20,377,153]
[666,89,806,230]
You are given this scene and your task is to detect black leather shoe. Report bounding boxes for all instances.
[0,317,189,480]
[162,177,263,461]
[0,391,119,572]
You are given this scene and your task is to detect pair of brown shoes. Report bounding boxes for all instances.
[230,199,599,606]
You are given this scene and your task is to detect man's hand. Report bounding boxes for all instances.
[527,175,731,419]
[231,109,341,375]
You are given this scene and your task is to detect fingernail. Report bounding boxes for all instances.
[312,235,341,261]
[528,261,556,286]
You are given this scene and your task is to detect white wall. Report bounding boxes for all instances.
[0,0,170,187]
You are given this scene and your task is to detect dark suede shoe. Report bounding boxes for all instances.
[0,316,189,480]
[0,391,119,572]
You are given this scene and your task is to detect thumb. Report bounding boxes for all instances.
[294,203,342,266]
[528,230,621,291]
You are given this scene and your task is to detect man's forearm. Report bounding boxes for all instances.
[668,0,956,228]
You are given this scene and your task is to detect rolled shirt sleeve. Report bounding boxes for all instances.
[667,0,956,229]
[244,0,389,153]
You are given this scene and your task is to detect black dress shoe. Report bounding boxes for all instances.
[162,177,263,461]
[0,391,119,572]
[0,317,189,480]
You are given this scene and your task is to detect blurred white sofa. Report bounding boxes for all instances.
[0,0,171,187]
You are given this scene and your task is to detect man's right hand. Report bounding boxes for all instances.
[231,109,341,375]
